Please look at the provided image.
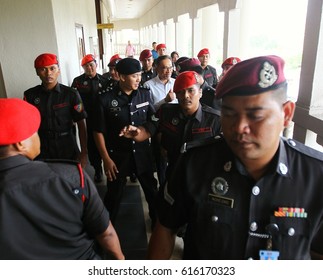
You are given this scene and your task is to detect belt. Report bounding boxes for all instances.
[39,130,72,139]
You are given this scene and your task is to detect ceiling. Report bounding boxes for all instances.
[104,0,161,21]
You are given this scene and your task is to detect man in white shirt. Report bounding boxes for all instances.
[144,55,177,110]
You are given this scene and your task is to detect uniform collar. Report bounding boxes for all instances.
[233,137,290,178]
[41,82,61,93]
[0,155,31,172]
[178,104,202,121]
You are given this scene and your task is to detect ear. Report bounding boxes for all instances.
[283,101,295,127]
[119,74,126,82]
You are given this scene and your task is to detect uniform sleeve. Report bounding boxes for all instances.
[82,171,110,236]
[70,89,87,122]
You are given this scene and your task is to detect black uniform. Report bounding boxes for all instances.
[0,155,109,260]
[143,103,221,181]
[93,84,158,224]
[199,81,221,112]
[72,73,108,178]
[140,68,157,86]
[24,83,87,160]
[158,136,323,259]
[202,65,218,88]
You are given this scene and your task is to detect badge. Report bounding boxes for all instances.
[83,81,88,86]
[278,163,288,175]
[211,177,229,196]
[111,100,118,107]
[258,61,278,88]
[224,161,232,172]
[74,103,83,112]
[34,98,40,105]
[171,117,179,125]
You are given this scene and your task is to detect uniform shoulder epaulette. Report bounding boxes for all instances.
[181,134,222,153]
[284,138,323,161]
[43,159,87,203]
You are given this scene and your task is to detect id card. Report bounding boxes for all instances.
[259,250,280,260]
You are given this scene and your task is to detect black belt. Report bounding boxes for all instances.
[39,130,72,138]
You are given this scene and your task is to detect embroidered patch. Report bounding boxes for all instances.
[211,177,229,196]
[111,100,118,107]
[74,103,83,112]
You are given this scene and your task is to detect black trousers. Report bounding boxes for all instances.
[104,171,158,225]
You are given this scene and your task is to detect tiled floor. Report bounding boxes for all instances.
[85,164,183,260]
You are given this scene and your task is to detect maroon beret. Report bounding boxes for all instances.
[81,54,96,66]
[173,71,200,93]
[0,98,40,145]
[216,55,287,99]
[197,48,210,57]
[34,53,58,68]
[221,57,241,68]
[108,54,122,67]
[177,58,201,73]
[156,43,166,51]
[139,49,152,61]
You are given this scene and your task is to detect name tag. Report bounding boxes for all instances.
[136,101,149,109]
[208,194,234,208]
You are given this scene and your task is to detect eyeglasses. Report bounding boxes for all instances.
[160,66,173,71]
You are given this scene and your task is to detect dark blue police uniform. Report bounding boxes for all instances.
[93,84,158,224]
[24,83,87,160]
[158,136,323,259]
[0,155,109,259]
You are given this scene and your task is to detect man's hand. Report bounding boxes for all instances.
[165,89,176,103]
[119,125,140,138]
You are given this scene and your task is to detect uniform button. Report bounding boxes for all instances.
[132,122,135,125]
[252,186,260,196]
[211,215,219,222]
[132,140,135,144]
[250,222,258,231]
[288,227,295,236]
[133,149,136,153]
[73,189,80,195]
[288,139,296,146]
[279,163,288,175]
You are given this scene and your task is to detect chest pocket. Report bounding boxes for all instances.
[131,105,149,124]
[53,103,71,129]
[270,216,310,258]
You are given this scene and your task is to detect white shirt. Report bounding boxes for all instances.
[144,76,177,110]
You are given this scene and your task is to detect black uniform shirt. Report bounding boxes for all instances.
[93,84,156,175]
[144,103,221,175]
[0,155,109,260]
[71,73,108,125]
[202,65,218,88]
[158,137,323,259]
[24,83,87,160]
[200,81,221,112]
[141,68,157,85]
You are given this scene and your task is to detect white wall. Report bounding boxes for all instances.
[0,0,98,98]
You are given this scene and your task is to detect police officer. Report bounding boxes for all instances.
[147,55,323,260]
[0,98,124,260]
[72,54,107,182]
[177,57,221,112]
[93,58,158,227]
[197,48,218,88]
[120,70,221,184]
[24,53,88,167]
[102,54,122,87]
[139,49,157,86]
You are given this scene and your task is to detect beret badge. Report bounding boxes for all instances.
[258,61,278,89]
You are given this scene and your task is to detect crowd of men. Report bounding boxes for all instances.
[1,43,323,260]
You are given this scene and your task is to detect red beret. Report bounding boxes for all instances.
[221,57,241,68]
[0,98,40,145]
[177,58,200,73]
[216,55,287,99]
[197,48,210,57]
[81,54,96,66]
[34,53,58,68]
[139,49,152,61]
[156,43,166,51]
[108,54,122,67]
[173,71,200,93]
